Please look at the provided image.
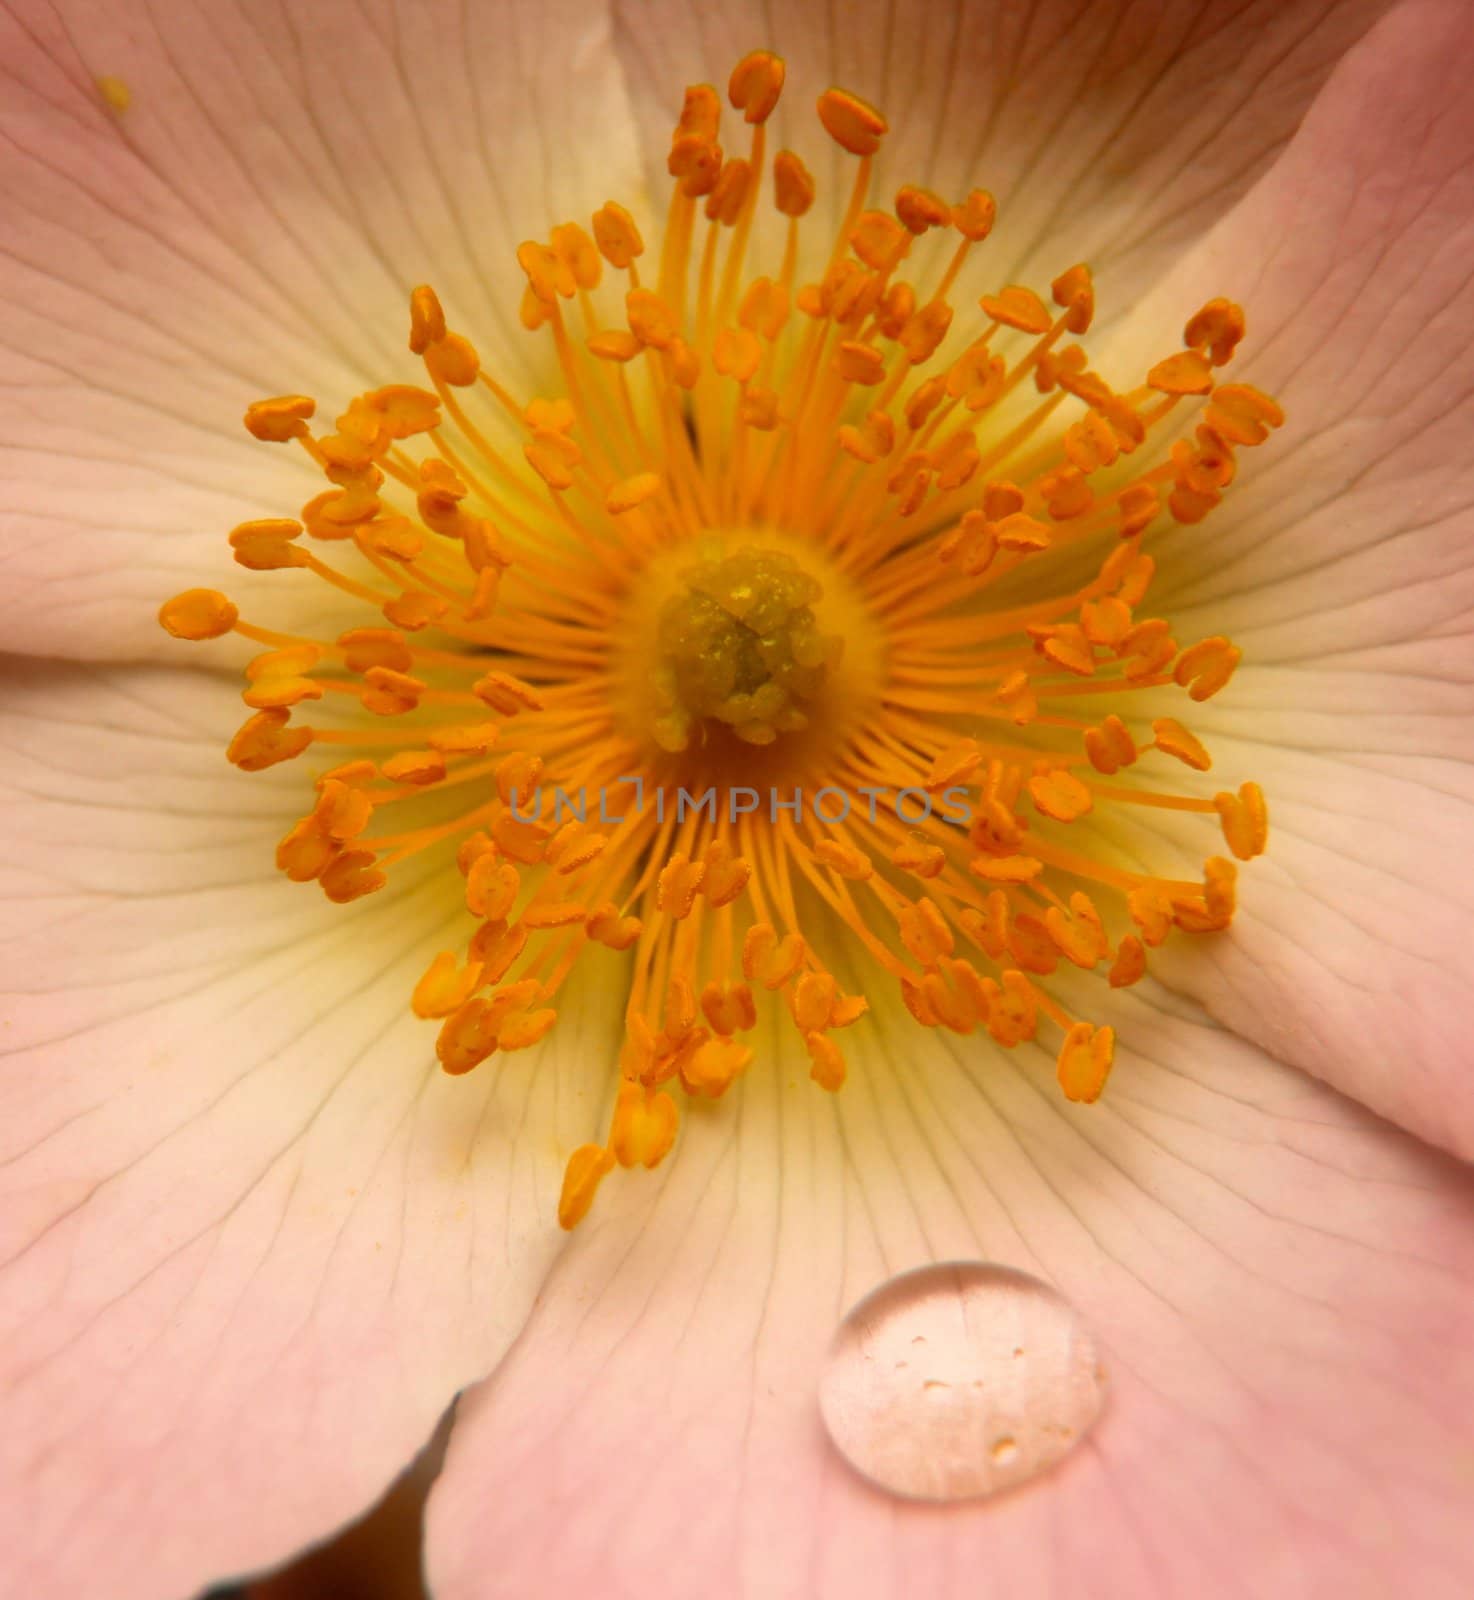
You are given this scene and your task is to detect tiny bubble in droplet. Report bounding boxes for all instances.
[818,1261,1106,1504]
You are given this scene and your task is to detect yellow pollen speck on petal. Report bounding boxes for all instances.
[97,75,130,114]
[164,45,1282,1229]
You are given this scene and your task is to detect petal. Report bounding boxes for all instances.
[610,0,1388,296]
[425,992,1474,1599]
[0,661,613,1599]
[1097,0,1474,1152]
[0,0,645,661]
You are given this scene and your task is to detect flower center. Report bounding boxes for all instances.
[652,543,839,752]
[160,49,1282,1231]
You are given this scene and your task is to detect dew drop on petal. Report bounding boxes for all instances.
[818,1261,1106,1502]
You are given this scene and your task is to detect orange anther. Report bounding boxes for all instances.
[474,671,543,715]
[276,816,337,883]
[969,854,1044,884]
[522,900,587,931]
[243,645,322,711]
[1050,265,1094,334]
[587,328,642,362]
[1044,892,1108,969]
[605,472,662,515]
[585,903,642,951]
[558,1144,615,1229]
[243,394,315,443]
[1174,635,1241,700]
[159,588,237,640]
[898,301,952,365]
[1084,714,1137,776]
[792,971,837,1032]
[834,340,887,386]
[227,708,313,772]
[738,277,790,341]
[773,149,816,216]
[471,921,529,984]
[320,849,386,905]
[1127,884,1174,947]
[361,665,426,716]
[816,87,888,156]
[705,157,752,224]
[550,222,602,290]
[979,285,1053,334]
[699,840,751,907]
[1057,1022,1115,1103]
[610,1080,680,1169]
[1108,935,1147,989]
[486,815,548,875]
[728,50,785,123]
[656,852,705,918]
[742,923,805,988]
[592,201,645,269]
[1152,717,1211,771]
[895,185,951,235]
[813,838,873,881]
[499,1008,557,1051]
[926,737,982,791]
[851,209,908,269]
[1184,298,1246,366]
[627,287,679,349]
[883,838,941,876]
[676,83,721,144]
[713,327,763,383]
[412,952,485,1020]
[1204,384,1284,446]
[1214,781,1269,861]
[408,285,447,353]
[466,856,521,920]
[424,329,480,387]
[681,1036,753,1098]
[427,723,499,756]
[361,384,441,439]
[524,427,582,490]
[381,749,446,786]
[1147,350,1214,396]
[1028,768,1094,823]
[740,385,779,429]
[228,518,307,572]
[952,189,996,241]
[668,134,723,196]
[806,1030,846,1091]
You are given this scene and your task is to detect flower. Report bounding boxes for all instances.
[3,1,1473,1597]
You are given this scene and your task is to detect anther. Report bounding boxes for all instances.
[816,87,888,156]
[244,395,316,443]
[159,588,238,640]
[728,50,785,123]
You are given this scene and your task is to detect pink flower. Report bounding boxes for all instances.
[3,1,1472,1596]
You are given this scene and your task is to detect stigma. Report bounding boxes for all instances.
[161,49,1280,1230]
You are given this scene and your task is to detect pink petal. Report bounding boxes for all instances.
[426,995,1474,1599]
[0,0,644,662]
[0,663,618,1598]
[1106,0,1474,1154]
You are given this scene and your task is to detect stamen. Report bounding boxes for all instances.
[161,50,1281,1229]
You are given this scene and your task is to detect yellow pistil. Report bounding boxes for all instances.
[162,50,1282,1228]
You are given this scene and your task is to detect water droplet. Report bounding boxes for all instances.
[818,1261,1106,1503]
